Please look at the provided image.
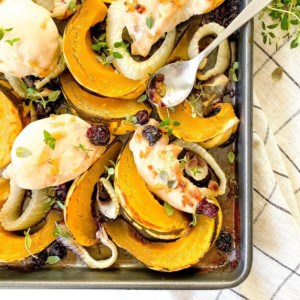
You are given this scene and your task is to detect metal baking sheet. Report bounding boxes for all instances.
[0,0,253,289]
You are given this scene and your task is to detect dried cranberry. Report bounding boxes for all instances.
[96,181,111,202]
[87,125,110,146]
[135,110,149,125]
[196,197,219,218]
[135,3,146,14]
[215,231,232,253]
[142,125,162,146]
[47,241,67,259]
[34,102,55,119]
[55,182,71,203]
[22,250,48,270]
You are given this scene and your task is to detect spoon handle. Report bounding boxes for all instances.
[194,0,273,64]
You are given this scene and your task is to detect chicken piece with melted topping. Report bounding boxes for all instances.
[124,0,215,57]
[129,119,203,213]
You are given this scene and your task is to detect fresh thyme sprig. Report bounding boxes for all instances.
[261,0,300,49]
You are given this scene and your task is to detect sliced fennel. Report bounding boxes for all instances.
[0,180,55,231]
[174,140,227,196]
[57,224,118,269]
[106,1,176,80]
[188,23,230,81]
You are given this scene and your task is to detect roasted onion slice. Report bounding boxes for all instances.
[106,1,176,80]
[0,180,55,231]
[174,140,227,196]
[96,178,119,220]
[57,224,118,269]
[188,22,230,81]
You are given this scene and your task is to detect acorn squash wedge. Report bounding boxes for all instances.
[0,178,10,202]
[60,72,151,135]
[104,199,221,272]
[158,103,239,143]
[63,0,145,99]
[64,140,122,247]
[0,209,62,263]
[114,143,189,240]
[0,89,22,169]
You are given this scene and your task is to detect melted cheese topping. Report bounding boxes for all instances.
[129,119,202,213]
[0,0,59,78]
[3,114,105,190]
[124,0,213,57]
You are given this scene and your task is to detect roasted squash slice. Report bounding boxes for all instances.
[64,140,122,247]
[104,199,221,272]
[158,103,239,143]
[0,178,10,202]
[63,0,145,99]
[0,209,62,262]
[0,90,22,169]
[199,123,238,149]
[115,143,189,240]
[60,72,151,135]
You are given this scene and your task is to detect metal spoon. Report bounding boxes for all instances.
[148,0,272,107]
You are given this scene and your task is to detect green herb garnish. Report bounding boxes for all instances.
[190,214,197,227]
[43,130,56,150]
[26,88,61,109]
[73,144,94,152]
[159,118,180,136]
[68,0,76,11]
[227,151,235,164]
[159,170,169,183]
[5,37,20,46]
[229,62,239,82]
[0,27,13,41]
[164,201,173,216]
[261,1,300,49]
[16,147,32,158]
[124,115,138,125]
[146,14,155,29]
[105,160,116,180]
[167,180,177,189]
[137,94,148,103]
[114,41,129,53]
[46,256,61,265]
[24,228,37,258]
[53,222,70,238]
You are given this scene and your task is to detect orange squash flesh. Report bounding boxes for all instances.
[60,72,151,135]
[63,0,145,99]
[104,212,218,272]
[64,140,122,247]
[0,90,22,168]
[115,143,189,240]
[0,178,10,202]
[0,210,62,262]
[158,103,239,143]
